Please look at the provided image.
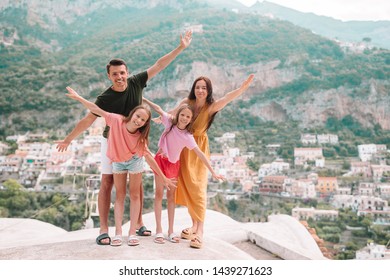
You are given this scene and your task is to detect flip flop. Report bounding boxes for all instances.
[154,233,165,244]
[110,235,122,247]
[96,233,111,245]
[167,233,180,243]
[136,226,152,236]
[128,235,140,246]
[190,235,203,249]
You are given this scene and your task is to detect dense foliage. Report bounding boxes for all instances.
[1,5,389,139]
[0,180,85,231]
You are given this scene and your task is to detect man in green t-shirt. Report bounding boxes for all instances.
[57,30,193,245]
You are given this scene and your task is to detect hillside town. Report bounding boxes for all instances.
[1,123,389,259]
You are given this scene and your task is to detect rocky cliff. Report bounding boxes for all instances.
[1,0,389,135]
[148,61,390,130]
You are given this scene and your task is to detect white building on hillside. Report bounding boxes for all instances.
[258,159,289,179]
[371,164,390,182]
[377,183,390,198]
[317,134,338,144]
[357,182,376,196]
[215,132,235,144]
[350,161,372,177]
[292,207,338,221]
[358,144,387,162]
[356,243,390,260]
[293,179,316,198]
[301,134,316,145]
[294,147,324,167]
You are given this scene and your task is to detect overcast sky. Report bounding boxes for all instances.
[237,0,390,21]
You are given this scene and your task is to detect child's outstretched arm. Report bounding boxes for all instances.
[142,97,165,116]
[192,146,226,181]
[66,87,107,118]
[144,152,177,190]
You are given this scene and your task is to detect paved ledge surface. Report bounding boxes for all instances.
[0,208,326,260]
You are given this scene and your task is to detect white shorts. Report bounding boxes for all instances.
[100,137,112,175]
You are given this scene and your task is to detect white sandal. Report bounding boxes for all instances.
[167,233,180,243]
[154,233,165,244]
[110,235,122,246]
[127,235,140,246]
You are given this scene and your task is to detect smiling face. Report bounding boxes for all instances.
[194,79,208,101]
[126,108,150,133]
[177,107,194,130]
[107,65,128,91]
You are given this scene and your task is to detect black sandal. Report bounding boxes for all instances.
[136,226,152,236]
[96,233,111,245]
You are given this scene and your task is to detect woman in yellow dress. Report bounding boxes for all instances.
[173,74,254,248]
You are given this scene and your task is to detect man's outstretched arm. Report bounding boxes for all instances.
[56,112,97,152]
[146,30,193,80]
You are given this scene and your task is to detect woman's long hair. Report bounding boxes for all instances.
[188,76,217,131]
[123,104,152,148]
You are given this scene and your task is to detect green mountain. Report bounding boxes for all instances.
[250,1,390,50]
[0,0,389,145]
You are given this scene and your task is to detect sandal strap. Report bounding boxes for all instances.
[192,235,202,243]
[182,228,192,235]
[112,235,122,241]
[155,233,164,238]
[128,235,139,241]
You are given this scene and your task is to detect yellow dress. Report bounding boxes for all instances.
[175,102,210,222]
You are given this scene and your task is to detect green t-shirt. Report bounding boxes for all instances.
[95,71,148,137]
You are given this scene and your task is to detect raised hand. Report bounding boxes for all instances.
[65,86,81,100]
[151,116,162,124]
[55,140,70,152]
[240,74,255,91]
[180,30,193,49]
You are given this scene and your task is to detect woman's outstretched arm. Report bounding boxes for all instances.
[209,74,254,115]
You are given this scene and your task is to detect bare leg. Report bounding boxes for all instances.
[128,173,142,237]
[192,219,198,233]
[166,185,177,237]
[97,174,114,244]
[136,182,147,229]
[113,173,127,236]
[195,221,204,238]
[154,175,165,235]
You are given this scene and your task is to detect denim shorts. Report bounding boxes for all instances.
[112,155,144,174]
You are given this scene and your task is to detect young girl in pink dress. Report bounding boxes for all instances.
[65,87,176,247]
[142,97,224,244]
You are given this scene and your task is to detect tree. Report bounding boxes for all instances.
[246,158,259,171]
[3,179,23,194]
[342,160,351,170]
